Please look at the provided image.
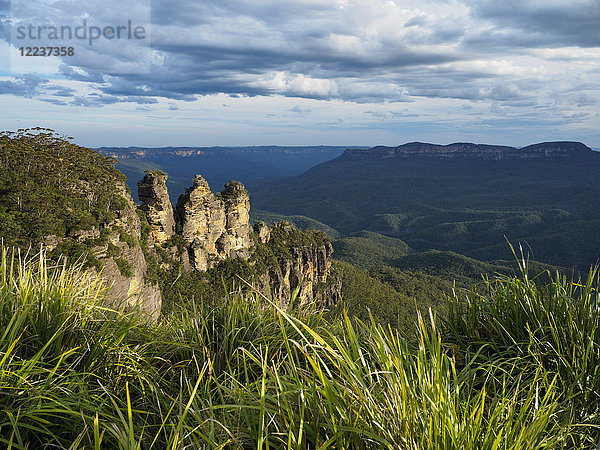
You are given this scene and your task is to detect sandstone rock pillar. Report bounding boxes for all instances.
[137,171,175,244]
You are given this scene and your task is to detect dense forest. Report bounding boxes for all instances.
[250,144,600,269]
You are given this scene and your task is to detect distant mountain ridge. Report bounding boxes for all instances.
[97,145,351,203]
[250,139,600,269]
[99,145,352,159]
[342,141,593,160]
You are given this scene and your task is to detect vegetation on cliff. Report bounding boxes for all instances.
[0,128,128,266]
[140,215,338,315]
[0,245,598,448]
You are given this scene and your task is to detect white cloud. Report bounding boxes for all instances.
[250,72,339,98]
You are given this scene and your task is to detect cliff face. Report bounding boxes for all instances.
[90,183,162,319]
[0,129,164,320]
[44,181,163,320]
[174,175,252,271]
[254,222,341,309]
[138,173,340,310]
[342,141,594,160]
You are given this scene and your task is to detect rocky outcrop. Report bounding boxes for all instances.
[253,222,341,309]
[137,172,175,245]
[342,141,594,161]
[175,176,252,271]
[39,181,164,320]
[136,174,340,311]
[41,186,162,320]
[92,182,161,320]
[253,221,271,244]
[105,183,161,319]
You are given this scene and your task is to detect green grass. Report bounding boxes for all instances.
[0,245,598,448]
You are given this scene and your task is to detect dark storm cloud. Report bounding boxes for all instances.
[45,0,469,103]
[2,0,598,110]
[465,0,600,48]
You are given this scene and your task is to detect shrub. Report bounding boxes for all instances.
[115,257,132,277]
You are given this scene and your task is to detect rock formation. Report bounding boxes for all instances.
[137,171,175,245]
[253,221,271,244]
[174,175,252,271]
[256,222,341,309]
[96,182,162,320]
[45,180,163,320]
[136,174,341,310]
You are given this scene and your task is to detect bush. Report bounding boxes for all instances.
[115,257,132,277]
[119,232,136,248]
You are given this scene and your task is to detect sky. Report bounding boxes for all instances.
[0,0,599,148]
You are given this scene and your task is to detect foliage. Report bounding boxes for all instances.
[119,232,136,248]
[48,238,102,272]
[331,231,511,332]
[107,241,121,257]
[442,245,600,448]
[115,257,132,278]
[0,128,128,262]
[0,245,597,448]
[251,153,600,268]
[335,260,418,332]
[248,223,328,274]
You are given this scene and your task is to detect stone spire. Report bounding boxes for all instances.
[175,176,252,271]
[137,171,175,244]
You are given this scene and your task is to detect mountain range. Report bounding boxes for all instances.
[99,146,350,203]
[249,141,600,269]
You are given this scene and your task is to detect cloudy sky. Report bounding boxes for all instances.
[0,0,599,147]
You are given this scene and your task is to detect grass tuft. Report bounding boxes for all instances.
[0,244,598,448]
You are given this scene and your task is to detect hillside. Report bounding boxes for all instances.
[0,130,345,319]
[250,209,340,238]
[0,128,162,317]
[250,141,600,269]
[332,231,516,324]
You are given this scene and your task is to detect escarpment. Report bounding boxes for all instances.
[252,222,341,309]
[138,172,340,309]
[46,180,163,320]
[0,130,163,319]
[342,141,594,160]
[89,182,162,319]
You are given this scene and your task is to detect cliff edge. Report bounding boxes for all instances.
[342,141,594,160]
[0,129,162,319]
